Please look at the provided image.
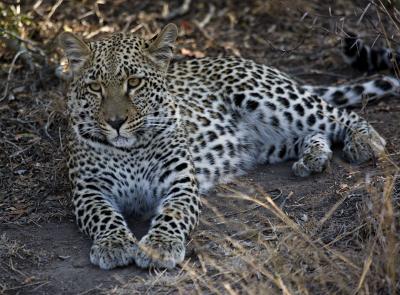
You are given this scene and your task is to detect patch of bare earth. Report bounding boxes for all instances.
[0,0,399,294]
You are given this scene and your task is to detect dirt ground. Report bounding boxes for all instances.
[0,1,399,294]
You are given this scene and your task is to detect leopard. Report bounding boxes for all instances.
[58,23,399,270]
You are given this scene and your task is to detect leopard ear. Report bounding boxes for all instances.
[58,32,91,74]
[145,23,178,72]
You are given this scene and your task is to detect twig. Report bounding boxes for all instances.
[317,193,348,228]
[122,16,138,33]
[77,284,103,295]
[266,38,305,55]
[376,0,400,77]
[94,0,105,25]
[46,0,63,21]
[375,0,400,31]
[195,4,215,29]
[31,281,50,292]
[353,237,376,294]
[209,203,261,221]
[3,281,49,292]
[357,2,372,25]
[162,0,191,21]
[0,49,27,102]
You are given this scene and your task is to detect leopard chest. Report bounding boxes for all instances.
[71,142,170,215]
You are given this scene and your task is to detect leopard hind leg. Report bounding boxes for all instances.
[342,120,386,164]
[260,133,332,177]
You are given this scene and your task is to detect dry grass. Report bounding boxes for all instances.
[109,167,399,294]
[0,0,399,294]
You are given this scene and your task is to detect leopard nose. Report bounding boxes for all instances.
[107,117,127,131]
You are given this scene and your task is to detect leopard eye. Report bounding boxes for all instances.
[89,82,101,92]
[127,77,141,89]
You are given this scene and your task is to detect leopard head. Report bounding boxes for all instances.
[59,24,178,148]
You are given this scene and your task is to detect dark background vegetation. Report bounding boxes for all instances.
[0,0,399,294]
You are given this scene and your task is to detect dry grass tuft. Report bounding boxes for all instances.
[112,159,399,294]
[0,234,48,293]
[0,234,32,260]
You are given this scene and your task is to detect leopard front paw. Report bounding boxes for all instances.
[134,233,185,269]
[90,235,137,270]
[292,151,332,177]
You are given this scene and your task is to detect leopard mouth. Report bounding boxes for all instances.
[106,120,144,148]
[109,135,137,148]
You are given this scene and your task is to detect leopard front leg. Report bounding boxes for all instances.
[72,188,138,270]
[134,163,200,269]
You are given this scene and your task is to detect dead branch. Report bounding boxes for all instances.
[194,3,215,29]
[0,49,27,102]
